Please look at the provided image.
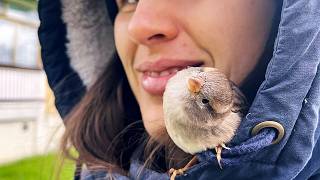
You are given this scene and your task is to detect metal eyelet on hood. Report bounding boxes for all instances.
[251,120,285,145]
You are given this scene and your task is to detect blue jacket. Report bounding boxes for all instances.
[38,0,320,179]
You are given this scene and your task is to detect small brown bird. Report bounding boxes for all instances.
[163,67,247,178]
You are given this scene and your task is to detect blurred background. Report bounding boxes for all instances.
[0,0,75,179]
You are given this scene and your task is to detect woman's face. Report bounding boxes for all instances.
[114,0,276,139]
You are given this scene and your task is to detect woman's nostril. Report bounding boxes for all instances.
[148,34,166,41]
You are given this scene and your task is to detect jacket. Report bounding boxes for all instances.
[38,0,320,179]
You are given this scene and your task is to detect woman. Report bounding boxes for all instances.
[38,0,320,179]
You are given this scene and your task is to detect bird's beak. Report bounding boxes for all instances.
[187,78,203,93]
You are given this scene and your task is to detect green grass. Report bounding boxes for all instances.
[0,153,75,180]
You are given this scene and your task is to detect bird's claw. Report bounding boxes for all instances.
[169,168,185,180]
[169,156,198,180]
[220,143,230,150]
[214,143,230,169]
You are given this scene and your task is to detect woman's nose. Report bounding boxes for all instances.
[127,1,179,46]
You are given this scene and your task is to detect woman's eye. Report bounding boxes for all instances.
[202,99,210,104]
[126,0,138,4]
[118,0,138,12]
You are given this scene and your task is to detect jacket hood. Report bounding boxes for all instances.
[38,0,320,179]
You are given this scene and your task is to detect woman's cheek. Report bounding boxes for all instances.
[114,16,140,98]
[115,16,130,64]
[115,16,137,71]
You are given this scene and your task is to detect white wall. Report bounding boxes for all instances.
[0,67,64,164]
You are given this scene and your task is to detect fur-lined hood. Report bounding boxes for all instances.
[38,0,320,179]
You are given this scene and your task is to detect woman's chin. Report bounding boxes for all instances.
[141,110,168,143]
[136,87,169,143]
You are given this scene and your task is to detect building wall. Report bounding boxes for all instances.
[0,67,65,164]
[0,4,64,164]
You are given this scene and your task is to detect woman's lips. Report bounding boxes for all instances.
[141,67,181,96]
[137,59,204,96]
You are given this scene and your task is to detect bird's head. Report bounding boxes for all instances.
[187,67,234,114]
[164,67,239,126]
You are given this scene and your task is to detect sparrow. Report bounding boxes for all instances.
[163,67,247,178]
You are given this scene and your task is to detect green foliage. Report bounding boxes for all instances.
[19,0,36,3]
[3,0,37,11]
[0,153,75,180]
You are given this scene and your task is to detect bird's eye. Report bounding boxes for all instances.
[202,98,209,104]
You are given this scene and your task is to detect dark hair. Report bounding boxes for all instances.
[61,52,139,171]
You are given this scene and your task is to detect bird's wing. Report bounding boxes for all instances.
[229,81,249,116]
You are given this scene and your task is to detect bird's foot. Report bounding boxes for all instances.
[169,156,198,180]
[214,143,229,169]
[220,143,230,150]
